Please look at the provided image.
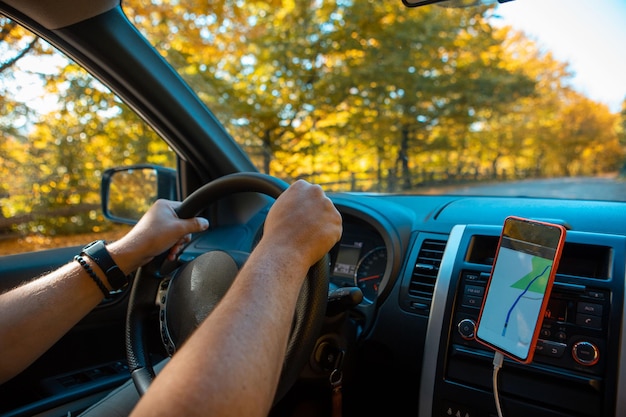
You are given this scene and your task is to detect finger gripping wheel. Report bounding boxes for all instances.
[126,172,330,404]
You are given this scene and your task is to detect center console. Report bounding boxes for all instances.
[419,224,626,417]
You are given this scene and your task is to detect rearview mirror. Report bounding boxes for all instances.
[402,0,513,8]
[101,165,177,225]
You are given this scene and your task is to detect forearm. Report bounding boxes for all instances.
[0,260,105,383]
[130,242,310,417]
[0,199,208,385]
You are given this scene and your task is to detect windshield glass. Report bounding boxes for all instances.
[122,0,626,200]
[3,0,625,203]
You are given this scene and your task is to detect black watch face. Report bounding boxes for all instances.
[81,240,128,289]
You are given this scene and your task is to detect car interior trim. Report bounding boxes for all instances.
[1,0,118,29]
[418,224,466,417]
[618,271,626,417]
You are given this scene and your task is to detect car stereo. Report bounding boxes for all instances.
[422,226,626,417]
[452,269,609,374]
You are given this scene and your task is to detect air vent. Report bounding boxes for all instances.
[407,239,447,313]
[467,235,611,280]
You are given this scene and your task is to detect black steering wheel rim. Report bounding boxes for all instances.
[125,172,329,403]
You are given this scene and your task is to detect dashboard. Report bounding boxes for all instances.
[175,191,626,417]
[2,190,626,417]
[321,193,626,417]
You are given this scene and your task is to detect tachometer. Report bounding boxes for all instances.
[355,246,387,303]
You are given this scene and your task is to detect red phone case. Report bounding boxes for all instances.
[474,216,567,364]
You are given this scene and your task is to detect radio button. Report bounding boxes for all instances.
[572,341,599,366]
[461,295,482,309]
[464,284,484,297]
[457,318,476,340]
[585,290,605,300]
[462,271,482,282]
[536,340,566,358]
[576,313,602,329]
[577,302,603,316]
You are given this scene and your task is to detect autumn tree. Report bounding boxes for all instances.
[2,0,625,241]
[120,0,620,188]
[1,19,173,236]
[0,19,48,233]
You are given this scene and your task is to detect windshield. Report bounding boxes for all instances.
[5,0,626,202]
[125,0,625,200]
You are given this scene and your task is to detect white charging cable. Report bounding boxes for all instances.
[492,351,504,417]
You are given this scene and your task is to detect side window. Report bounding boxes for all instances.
[0,21,175,256]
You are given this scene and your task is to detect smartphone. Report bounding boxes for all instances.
[475,216,567,364]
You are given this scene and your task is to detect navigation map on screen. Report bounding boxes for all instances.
[475,217,566,363]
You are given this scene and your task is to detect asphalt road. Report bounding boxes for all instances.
[442,176,626,202]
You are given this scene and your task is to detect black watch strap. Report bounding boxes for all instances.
[81,240,129,290]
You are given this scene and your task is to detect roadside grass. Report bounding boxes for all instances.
[0,226,131,256]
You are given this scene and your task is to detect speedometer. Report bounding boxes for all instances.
[354,246,387,303]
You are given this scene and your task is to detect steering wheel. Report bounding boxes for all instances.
[125,172,330,403]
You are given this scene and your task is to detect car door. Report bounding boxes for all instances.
[0,34,176,417]
[0,3,255,415]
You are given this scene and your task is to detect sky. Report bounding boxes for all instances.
[493,0,626,113]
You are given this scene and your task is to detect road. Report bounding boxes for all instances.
[441,176,626,202]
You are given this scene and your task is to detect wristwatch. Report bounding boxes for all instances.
[81,240,130,290]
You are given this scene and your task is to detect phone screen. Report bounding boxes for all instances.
[475,216,567,363]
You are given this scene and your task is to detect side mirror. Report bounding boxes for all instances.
[101,165,177,224]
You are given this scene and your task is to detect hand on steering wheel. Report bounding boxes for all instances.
[125,172,334,404]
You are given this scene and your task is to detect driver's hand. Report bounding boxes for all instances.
[107,199,209,274]
[262,180,342,268]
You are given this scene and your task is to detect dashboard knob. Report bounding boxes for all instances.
[457,318,476,340]
[572,341,599,366]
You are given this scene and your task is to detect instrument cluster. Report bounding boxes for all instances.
[329,219,387,304]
